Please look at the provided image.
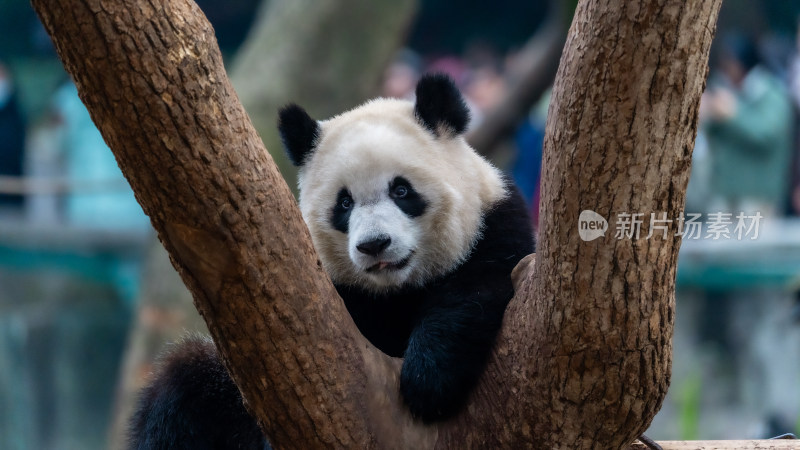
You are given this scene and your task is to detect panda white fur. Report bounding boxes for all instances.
[129,74,534,448]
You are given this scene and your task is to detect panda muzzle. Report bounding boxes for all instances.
[366,253,412,273]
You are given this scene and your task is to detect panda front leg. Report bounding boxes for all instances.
[399,296,505,423]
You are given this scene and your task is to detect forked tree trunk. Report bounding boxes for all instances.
[30,0,720,448]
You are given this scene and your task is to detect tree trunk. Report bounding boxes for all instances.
[106,0,417,445]
[30,0,720,448]
[504,1,720,446]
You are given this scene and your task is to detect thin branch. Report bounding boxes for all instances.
[466,0,567,156]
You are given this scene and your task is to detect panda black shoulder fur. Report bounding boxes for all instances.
[129,74,534,448]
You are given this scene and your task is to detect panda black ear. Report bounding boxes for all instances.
[278,104,320,166]
[413,73,470,137]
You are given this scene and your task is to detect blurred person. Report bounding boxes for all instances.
[697,36,800,440]
[788,18,800,215]
[51,81,149,230]
[684,131,713,214]
[511,114,544,230]
[701,34,794,217]
[426,56,467,86]
[381,49,422,100]
[462,43,507,130]
[791,20,800,110]
[464,64,507,129]
[511,88,550,232]
[0,60,26,210]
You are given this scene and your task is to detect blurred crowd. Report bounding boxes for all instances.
[0,61,147,229]
[380,44,548,228]
[0,62,25,210]
[3,26,800,231]
[691,31,800,219]
[380,26,800,232]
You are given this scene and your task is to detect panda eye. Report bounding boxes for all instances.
[389,176,426,217]
[392,184,408,199]
[340,196,353,209]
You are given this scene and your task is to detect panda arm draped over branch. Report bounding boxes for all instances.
[128,74,534,448]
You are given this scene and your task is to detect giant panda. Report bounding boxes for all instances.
[129,74,534,449]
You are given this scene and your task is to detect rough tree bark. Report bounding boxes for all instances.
[30,0,720,448]
[456,0,722,446]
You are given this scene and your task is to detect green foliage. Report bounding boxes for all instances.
[676,371,703,440]
[796,412,800,438]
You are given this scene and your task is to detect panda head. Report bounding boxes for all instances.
[278,74,507,293]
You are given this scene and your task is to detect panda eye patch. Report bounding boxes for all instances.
[389,176,427,218]
[331,188,353,233]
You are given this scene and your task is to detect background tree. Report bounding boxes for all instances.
[230,0,417,191]
[466,0,568,156]
[30,0,722,448]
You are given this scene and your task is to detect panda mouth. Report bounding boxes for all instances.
[366,253,412,273]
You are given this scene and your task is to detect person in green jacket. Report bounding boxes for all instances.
[701,35,794,217]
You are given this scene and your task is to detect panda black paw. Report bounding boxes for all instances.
[399,359,463,423]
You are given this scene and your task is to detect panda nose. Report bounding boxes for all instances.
[356,237,391,256]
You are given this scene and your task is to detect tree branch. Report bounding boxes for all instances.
[468,1,723,447]
[466,0,567,156]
